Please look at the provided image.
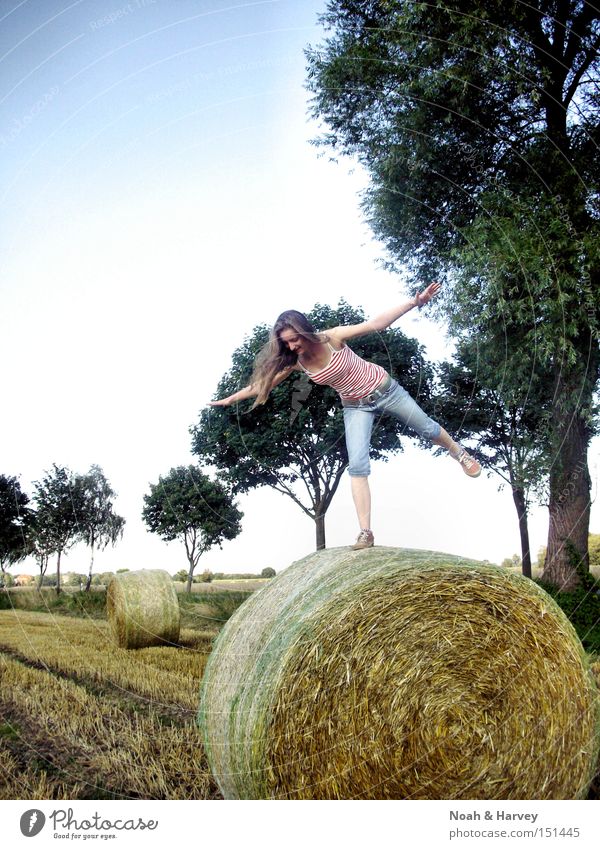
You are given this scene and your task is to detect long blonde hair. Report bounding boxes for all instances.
[250,310,327,408]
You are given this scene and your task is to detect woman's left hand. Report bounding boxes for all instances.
[415,281,441,308]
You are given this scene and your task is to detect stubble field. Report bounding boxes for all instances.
[0,608,220,800]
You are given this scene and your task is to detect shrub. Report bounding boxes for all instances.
[198,570,213,583]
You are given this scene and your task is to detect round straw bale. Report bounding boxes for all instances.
[106,569,180,649]
[199,547,600,800]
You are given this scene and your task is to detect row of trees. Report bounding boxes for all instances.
[0,466,125,591]
[4,4,598,595]
[0,463,245,595]
[171,567,276,583]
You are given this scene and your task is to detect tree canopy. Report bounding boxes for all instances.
[435,329,552,576]
[74,465,125,591]
[142,466,243,592]
[190,301,436,549]
[32,465,80,593]
[0,475,32,584]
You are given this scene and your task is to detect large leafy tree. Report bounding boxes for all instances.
[0,475,33,586]
[435,330,552,577]
[74,466,126,591]
[33,464,80,594]
[191,301,435,549]
[306,1,600,587]
[142,466,243,593]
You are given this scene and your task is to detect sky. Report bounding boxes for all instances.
[1,0,598,579]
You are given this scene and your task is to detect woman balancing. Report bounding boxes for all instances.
[210,284,481,550]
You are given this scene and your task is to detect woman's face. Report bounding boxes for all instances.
[278,327,304,354]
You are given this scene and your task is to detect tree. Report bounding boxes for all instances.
[33,464,80,594]
[435,330,551,577]
[198,569,213,583]
[94,571,116,586]
[29,511,53,590]
[261,567,276,578]
[65,572,87,589]
[142,466,243,593]
[0,475,32,586]
[306,1,600,588]
[74,465,126,591]
[173,569,189,583]
[191,301,435,549]
[500,554,522,569]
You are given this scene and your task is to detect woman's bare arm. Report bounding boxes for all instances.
[208,365,298,406]
[329,282,441,343]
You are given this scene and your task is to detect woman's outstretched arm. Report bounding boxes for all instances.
[208,365,298,407]
[330,282,441,342]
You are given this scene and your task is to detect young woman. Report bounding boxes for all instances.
[210,284,480,550]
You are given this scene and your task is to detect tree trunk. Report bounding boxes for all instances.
[56,549,62,594]
[315,511,326,551]
[511,486,532,579]
[37,555,46,590]
[186,560,195,594]
[542,384,591,590]
[85,541,95,591]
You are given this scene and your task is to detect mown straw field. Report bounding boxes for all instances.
[0,608,219,800]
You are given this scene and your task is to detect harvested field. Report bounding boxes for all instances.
[0,610,219,800]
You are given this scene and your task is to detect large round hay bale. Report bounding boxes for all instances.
[199,547,600,800]
[106,569,180,649]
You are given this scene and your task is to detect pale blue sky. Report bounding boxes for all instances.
[1,0,598,578]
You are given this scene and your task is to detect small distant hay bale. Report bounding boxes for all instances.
[106,569,180,649]
[199,547,600,800]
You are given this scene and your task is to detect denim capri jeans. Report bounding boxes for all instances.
[343,378,441,477]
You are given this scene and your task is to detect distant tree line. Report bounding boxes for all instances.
[1,461,247,597]
[171,567,276,583]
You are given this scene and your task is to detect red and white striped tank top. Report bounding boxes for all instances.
[299,342,387,401]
